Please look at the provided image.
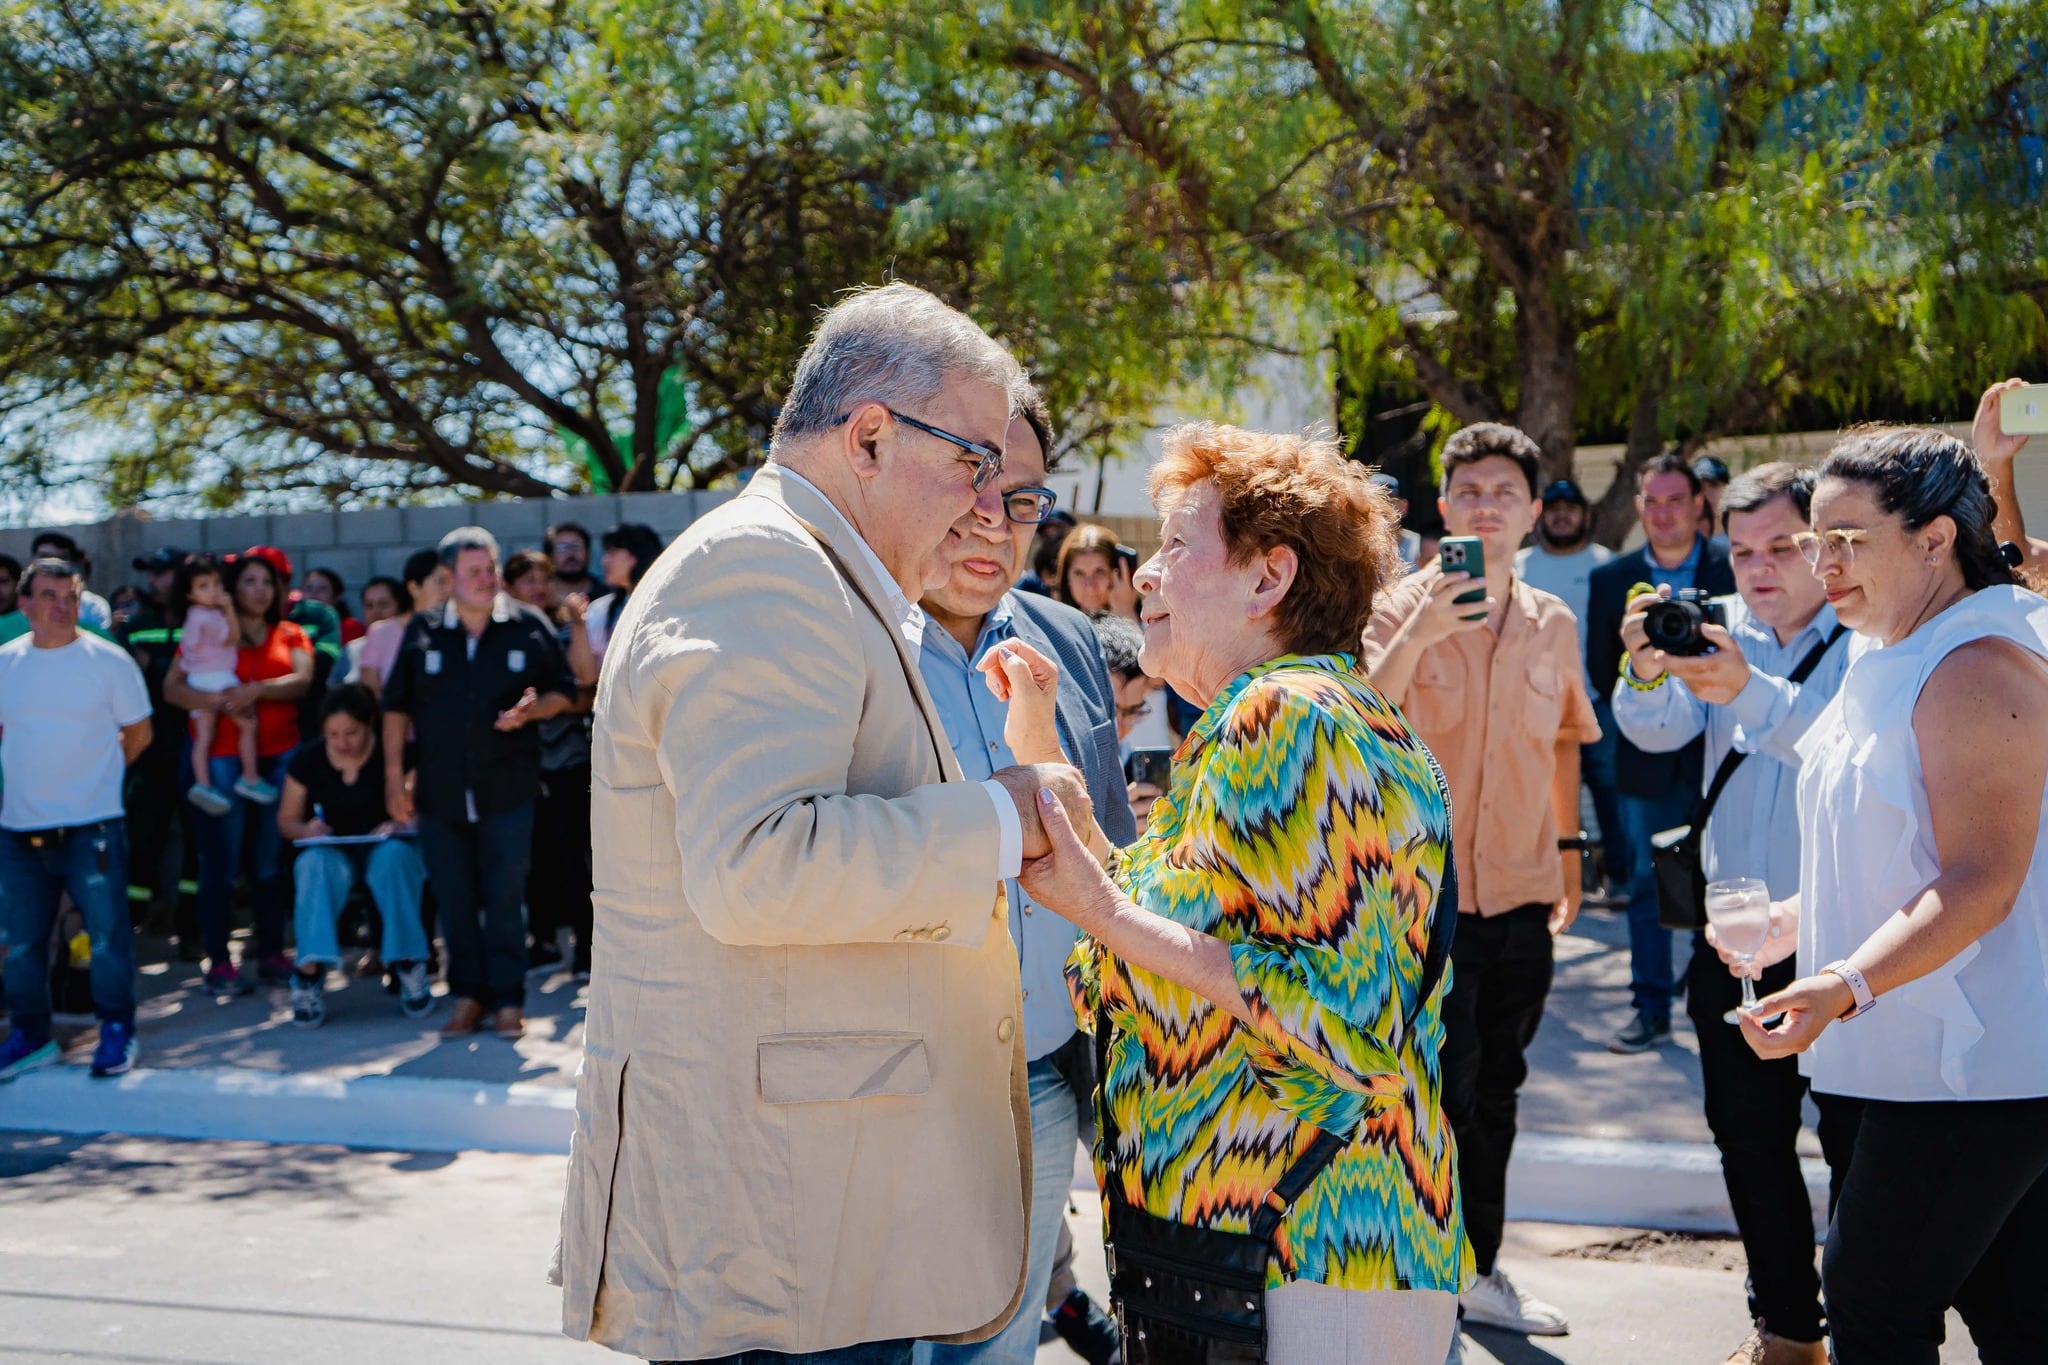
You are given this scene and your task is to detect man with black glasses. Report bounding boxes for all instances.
[916,391,1136,1365]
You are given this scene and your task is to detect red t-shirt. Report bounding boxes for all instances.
[208,620,312,759]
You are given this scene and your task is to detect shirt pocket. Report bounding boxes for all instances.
[1410,649,1468,734]
[1522,657,1565,738]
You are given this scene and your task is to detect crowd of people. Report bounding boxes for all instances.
[0,280,2043,1365]
[0,516,683,1051]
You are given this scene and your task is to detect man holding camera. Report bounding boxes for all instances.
[1585,452,1735,1053]
[1611,463,1854,1365]
[1363,422,1600,1344]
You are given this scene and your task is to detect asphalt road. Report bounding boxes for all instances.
[0,1131,1973,1365]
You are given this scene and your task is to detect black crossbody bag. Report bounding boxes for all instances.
[1098,759,1459,1365]
[1653,625,1844,931]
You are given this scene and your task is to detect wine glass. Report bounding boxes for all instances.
[1705,877,1772,1025]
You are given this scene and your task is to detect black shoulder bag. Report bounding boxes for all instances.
[1098,757,1459,1365]
[1652,625,1845,931]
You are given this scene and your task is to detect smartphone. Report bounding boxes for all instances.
[2003,384,2048,437]
[1439,536,1486,609]
[1114,543,1140,572]
[1124,747,1173,789]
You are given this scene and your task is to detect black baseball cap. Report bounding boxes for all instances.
[1540,479,1588,507]
[1691,455,1732,484]
[133,547,192,572]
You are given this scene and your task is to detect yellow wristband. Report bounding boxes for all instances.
[1621,657,1667,691]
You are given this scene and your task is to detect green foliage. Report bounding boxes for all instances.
[910,0,2048,539]
[0,0,1218,508]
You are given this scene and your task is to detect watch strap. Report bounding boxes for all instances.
[1823,960,1876,1019]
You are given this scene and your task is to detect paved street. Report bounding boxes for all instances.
[2,1131,1975,1365]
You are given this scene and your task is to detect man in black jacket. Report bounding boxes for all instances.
[1584,452,1735,1053]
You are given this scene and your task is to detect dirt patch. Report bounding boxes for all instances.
[1554,1229,1749,1273]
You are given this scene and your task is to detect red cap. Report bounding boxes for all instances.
[242,544,293,583]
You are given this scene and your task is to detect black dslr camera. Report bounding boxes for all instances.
[1641,588,1725,657]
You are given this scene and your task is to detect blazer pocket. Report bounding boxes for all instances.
[757,1031,932,1104]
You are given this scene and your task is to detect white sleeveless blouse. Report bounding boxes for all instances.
[1794,586,2048,1101]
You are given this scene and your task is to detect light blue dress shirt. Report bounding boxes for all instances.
[1645,534,1704,595]
[918,598,1079,1062]
[1610,596,1849,899]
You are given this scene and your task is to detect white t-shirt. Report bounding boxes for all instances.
[1515,541,1613,678]
[0,631,152,830]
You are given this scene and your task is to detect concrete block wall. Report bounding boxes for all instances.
[3,488,738,608]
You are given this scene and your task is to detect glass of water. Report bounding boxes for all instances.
[1705,877,1772,1024]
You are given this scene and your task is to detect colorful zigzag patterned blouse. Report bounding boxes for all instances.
[1070,653,1472,1292]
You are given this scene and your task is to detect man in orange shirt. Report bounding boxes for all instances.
[1363,422,1599,1348]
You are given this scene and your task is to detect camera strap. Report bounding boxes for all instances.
[1691,624,1846,834]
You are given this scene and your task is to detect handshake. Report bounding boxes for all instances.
[988,762,1095,860]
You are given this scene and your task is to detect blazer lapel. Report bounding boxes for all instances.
[744,466,961,782]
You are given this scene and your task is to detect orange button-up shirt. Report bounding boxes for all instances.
[1362,566,1600,915]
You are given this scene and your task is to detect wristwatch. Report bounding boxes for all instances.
[1821,960,1877,1019]
[1558,831,1591,853]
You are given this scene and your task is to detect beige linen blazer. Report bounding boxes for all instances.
[554,466,1031,1359]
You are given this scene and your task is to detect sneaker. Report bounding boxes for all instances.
[187,784,232,816]
[0,1030,60,1083]
[394,960,434,1019]
[289,973,326,1029]
[1607,1010,1673,1054]
[1050,1288,1121,1365]
[90,1020,139,1077]
[233,777,280,804]
[255,952,296,986]
[1459,1267,1568,1336]
[204,963,255,996]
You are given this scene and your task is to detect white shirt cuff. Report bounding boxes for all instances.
[981,779,1024,879]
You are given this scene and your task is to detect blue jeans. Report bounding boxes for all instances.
[417,804,535,1009]
[1619,785,1696,1019]
[293,840,429,968]
[0,820,137,1042]
[1583,702,1628,893]
[656,1344,913,1365]
[920,1055,1083,1365]
[192,750,293,967]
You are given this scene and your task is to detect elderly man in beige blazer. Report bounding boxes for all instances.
[554,284,1094,1365]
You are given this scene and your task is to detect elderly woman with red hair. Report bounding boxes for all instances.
[1018,423,1470,1363]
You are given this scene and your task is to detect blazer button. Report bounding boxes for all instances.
[931,924,951,941]
[996,1017,1015,1044]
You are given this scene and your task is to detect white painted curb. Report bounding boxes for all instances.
[3,1066,1820,1234]
[1,1065,576,1156]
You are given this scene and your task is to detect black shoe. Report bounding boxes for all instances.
[1052,1288,1121,1365]
[1608,1010,1672,1054]
[527,940,564,975]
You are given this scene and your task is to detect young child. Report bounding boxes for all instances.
[176,557,277,814]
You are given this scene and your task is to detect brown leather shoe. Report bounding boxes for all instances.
[491,1005,525,1040]
[439,998,486,1038]
[1724,1322,1828,1365]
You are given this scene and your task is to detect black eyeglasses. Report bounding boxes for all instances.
[833,406,1005,492]
[1003,487,1059,524]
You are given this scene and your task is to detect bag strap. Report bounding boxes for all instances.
[1691,624,1845,833]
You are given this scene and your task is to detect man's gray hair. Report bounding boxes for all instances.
[772,283,1029,449]
[437,526,501,569]
[20,556,81,592]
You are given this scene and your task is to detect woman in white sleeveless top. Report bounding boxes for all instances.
[1723,427,2048,1364]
